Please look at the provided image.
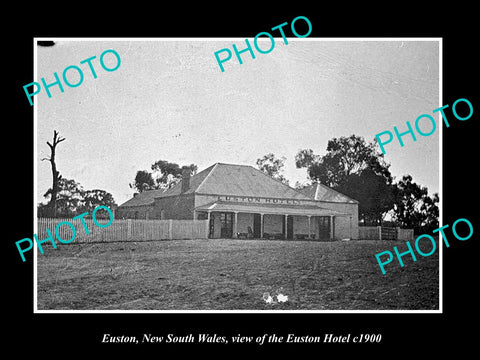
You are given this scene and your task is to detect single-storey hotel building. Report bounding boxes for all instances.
[117,163,359,240]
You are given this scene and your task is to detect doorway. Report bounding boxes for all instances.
[318,216,331,241]
[286,215,293,240]
[220,212,233,238]
[253,213,261,238]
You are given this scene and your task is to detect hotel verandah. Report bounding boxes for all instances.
[116,163,359,240]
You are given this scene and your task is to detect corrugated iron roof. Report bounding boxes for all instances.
[298,182,358,204]
[194,163,310,199]
[118,189,165,207]
[154,163,217,197]
[119,163,358,208]
[118,164,216,208]
[151,162,311,200]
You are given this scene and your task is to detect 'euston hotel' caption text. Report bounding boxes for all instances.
[102,333,382,345]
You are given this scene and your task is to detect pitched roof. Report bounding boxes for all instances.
[119,163,358,208]
[119,163,312,208]
[297,182,358,204]
[153,163,217,197]
[160,162,312,199]
[118,189,165,207]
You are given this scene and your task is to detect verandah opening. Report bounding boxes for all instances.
[199,211,333,240]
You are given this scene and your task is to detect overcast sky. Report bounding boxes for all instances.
[36,39,440,206]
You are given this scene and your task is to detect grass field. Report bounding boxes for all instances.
[36,239,439,311]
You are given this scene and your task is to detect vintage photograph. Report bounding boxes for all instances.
[34,38,440,311]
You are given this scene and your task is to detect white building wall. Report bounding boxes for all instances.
[318,202,359,240]
[334,215,354,240]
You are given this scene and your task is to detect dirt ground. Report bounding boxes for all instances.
[36,239,439,311]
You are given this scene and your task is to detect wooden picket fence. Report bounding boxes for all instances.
[358,226,414,241]
[36,218,209,243]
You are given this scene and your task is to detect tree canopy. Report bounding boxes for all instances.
[295,134,439,231]
[392,175,439,233]
[151,160,197,190]
[256,153,289,185]
[130,160,198,193]
[129,170,155,193]
[295,135,392,188]
[38,177,117,218]
[295,135,395,225]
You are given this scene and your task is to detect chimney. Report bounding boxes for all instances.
[181,168,191,193]
[133,192,139,197]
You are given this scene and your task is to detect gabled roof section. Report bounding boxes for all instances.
[194,163,311,199]
[121,163,356,208]
[118,165,216,208]
[118,189,165,207]
[298,182,359,204]
[157,162,311,200]
[154,163,217,197]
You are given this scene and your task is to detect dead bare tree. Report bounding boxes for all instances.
[42,130,66,218]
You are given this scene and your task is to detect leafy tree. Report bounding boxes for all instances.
[79,189,117,218]
[129,161,198,193]
[295,135,391,188]
[37,203,51,218]
[150,160,197,190]
[129,170,155,193]
[295,135,394,225]
[42,178,84,217]
[295,149,317,170]
[421,193,440,232]
[38,178,117,218]
[256,153,289,185]
[392,175,439,233]
[341,168,395,225]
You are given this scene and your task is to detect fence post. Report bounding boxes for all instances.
[169,219,173,240]
[127,219,132,240]
[377,226,382,240]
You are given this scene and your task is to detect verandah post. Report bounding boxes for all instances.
[260,213,264,238]
[330,216,334,240]
[307,215,311,239]
[233,212,238,238]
